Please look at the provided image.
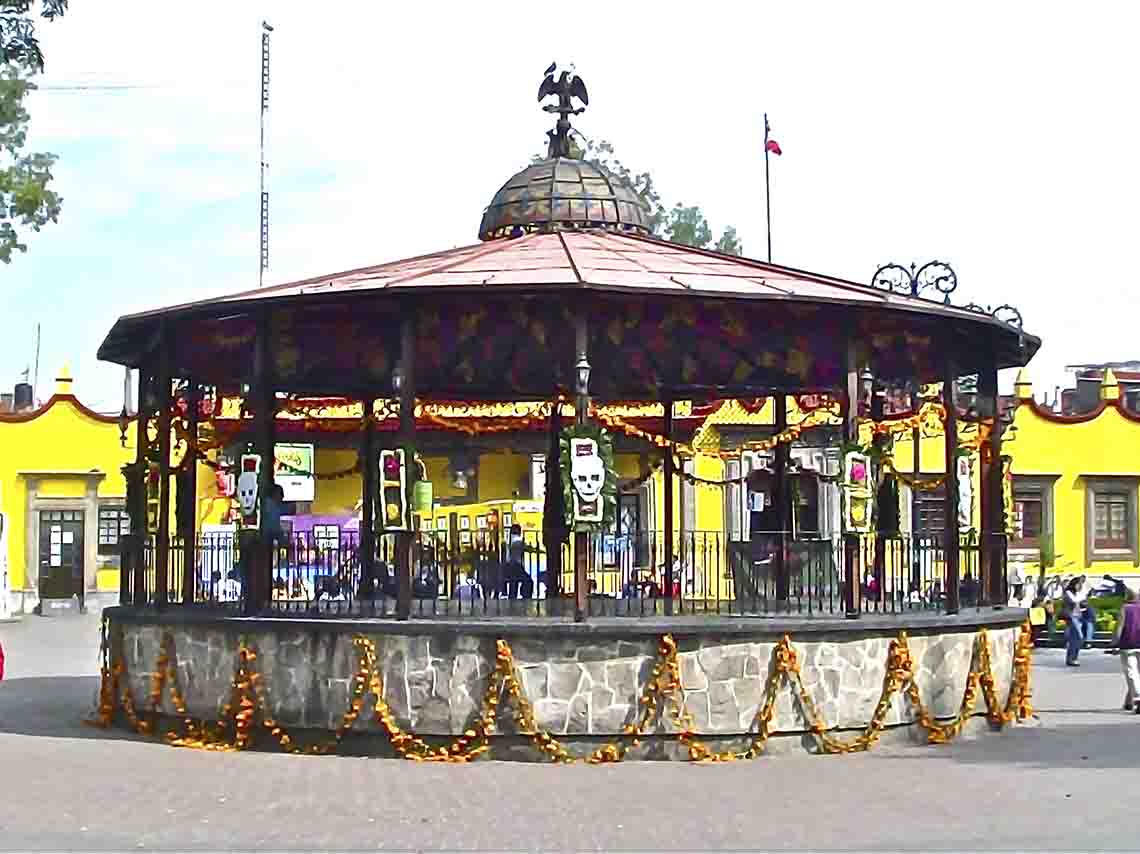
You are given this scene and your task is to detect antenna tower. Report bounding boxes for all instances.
[259,21,273,287]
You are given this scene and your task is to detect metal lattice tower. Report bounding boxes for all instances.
[259,21,273,287]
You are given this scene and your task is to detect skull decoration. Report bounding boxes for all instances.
[236,454,260,523]
[569,438,604,522]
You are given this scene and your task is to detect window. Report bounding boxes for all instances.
[1010,476,1057,552]
[98,506,130,552]
[1094,492,1129,550]
[913,484,946,536]
[1085,478,1139,564]
[312,524,340,552]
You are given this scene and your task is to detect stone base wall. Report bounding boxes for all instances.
[110,617,1018,746]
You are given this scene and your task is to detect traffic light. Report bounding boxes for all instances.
[378,449,409,531]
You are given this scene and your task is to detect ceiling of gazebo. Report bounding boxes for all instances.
[98,228,1039,397]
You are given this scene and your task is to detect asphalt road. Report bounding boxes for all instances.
[1,613,1136,852]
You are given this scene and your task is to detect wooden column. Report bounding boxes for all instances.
[360,396,376,599]
[573,313,590,622]
[663,396,676,616]
[979,365,1004,607]
[181,381,199,605]
[943,357,961,615]
[843,341,861,619]
[396,314,416,620]
[154,328,172,609]
[247,310,275,615]
[129,367,150,607]
[773,393,790,603]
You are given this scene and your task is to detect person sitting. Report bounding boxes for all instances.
[453,573,484,606]
[503,524,538,599]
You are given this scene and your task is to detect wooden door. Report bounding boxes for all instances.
[39,510,85,600]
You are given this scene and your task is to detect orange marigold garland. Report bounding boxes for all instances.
[89,621,1034,761]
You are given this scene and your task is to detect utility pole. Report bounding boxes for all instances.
[259,21,273,287]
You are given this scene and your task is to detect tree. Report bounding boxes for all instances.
[0,66,61,263]
[665,204,711,249]
[531,135,742,255]
[0,1,67,264]
[1,1,67,69]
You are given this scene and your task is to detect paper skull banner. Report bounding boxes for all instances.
[569,438,605,522]
[559,425,617,531]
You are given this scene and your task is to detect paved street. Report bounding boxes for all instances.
[1,614,1137,852]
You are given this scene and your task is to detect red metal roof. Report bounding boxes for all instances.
[133,230,1012,326]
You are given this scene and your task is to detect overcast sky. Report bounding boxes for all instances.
[6,1,1138,411]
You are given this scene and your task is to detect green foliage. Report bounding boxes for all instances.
[665,204,712,249]
[531,135,742,255]
[0,65,62,263]
[0,0,67,70]
[715,225,742,256]
[1037,534,1055,569]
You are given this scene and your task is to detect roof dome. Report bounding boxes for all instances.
[478,157,652,241]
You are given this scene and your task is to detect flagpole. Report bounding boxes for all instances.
[764,113,772,263]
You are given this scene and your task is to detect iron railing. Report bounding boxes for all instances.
[120,529,1010,619]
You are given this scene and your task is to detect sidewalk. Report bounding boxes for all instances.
[1,614,1137,851]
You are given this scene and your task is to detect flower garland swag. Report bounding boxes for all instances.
[88,620,1033,763]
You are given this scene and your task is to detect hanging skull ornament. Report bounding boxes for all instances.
[569,437,604,522]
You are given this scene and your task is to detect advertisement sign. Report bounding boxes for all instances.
[274,444,315,503]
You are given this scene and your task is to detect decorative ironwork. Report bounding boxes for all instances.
[871,261,958,304]
[538,62,588,159]
[963,302,1024,329]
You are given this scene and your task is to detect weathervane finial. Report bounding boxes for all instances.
[538,62,589,159]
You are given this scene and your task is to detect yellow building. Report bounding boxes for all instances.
[0,368,137,614]
[1005,368,1140,578]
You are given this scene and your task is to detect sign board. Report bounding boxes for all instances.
[530,454,546,502]
[273,443,315,503]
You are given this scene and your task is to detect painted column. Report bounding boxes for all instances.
[542,398,564,599]
[843,340,861,619]
[396,314,416,620]
[360,396,376,600]
[773,393,790,603]
[181,381,199,606]
[247,310,276,615]
[663,396,675,615]
[154,325,172,609]
[979,365,1004,607]
[125,367,150,607]
[574,313,590,622]
[943,357,961,615]
[870,382,886,606]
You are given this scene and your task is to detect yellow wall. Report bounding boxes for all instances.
[0,394,136,590]
[1008,399,1140,575]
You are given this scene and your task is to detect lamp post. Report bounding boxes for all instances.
[574,355,590,426]
[573,320,590,621]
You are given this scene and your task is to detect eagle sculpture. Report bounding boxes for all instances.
[538,63,589,159]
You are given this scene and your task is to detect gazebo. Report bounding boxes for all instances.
[92,67,1039,761]
[98,68,1037,623]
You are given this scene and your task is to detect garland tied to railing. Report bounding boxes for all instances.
[89,620,1033,763]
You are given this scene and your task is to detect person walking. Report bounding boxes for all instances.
[1113,588,1140,712]
[1063,576,1090,666]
